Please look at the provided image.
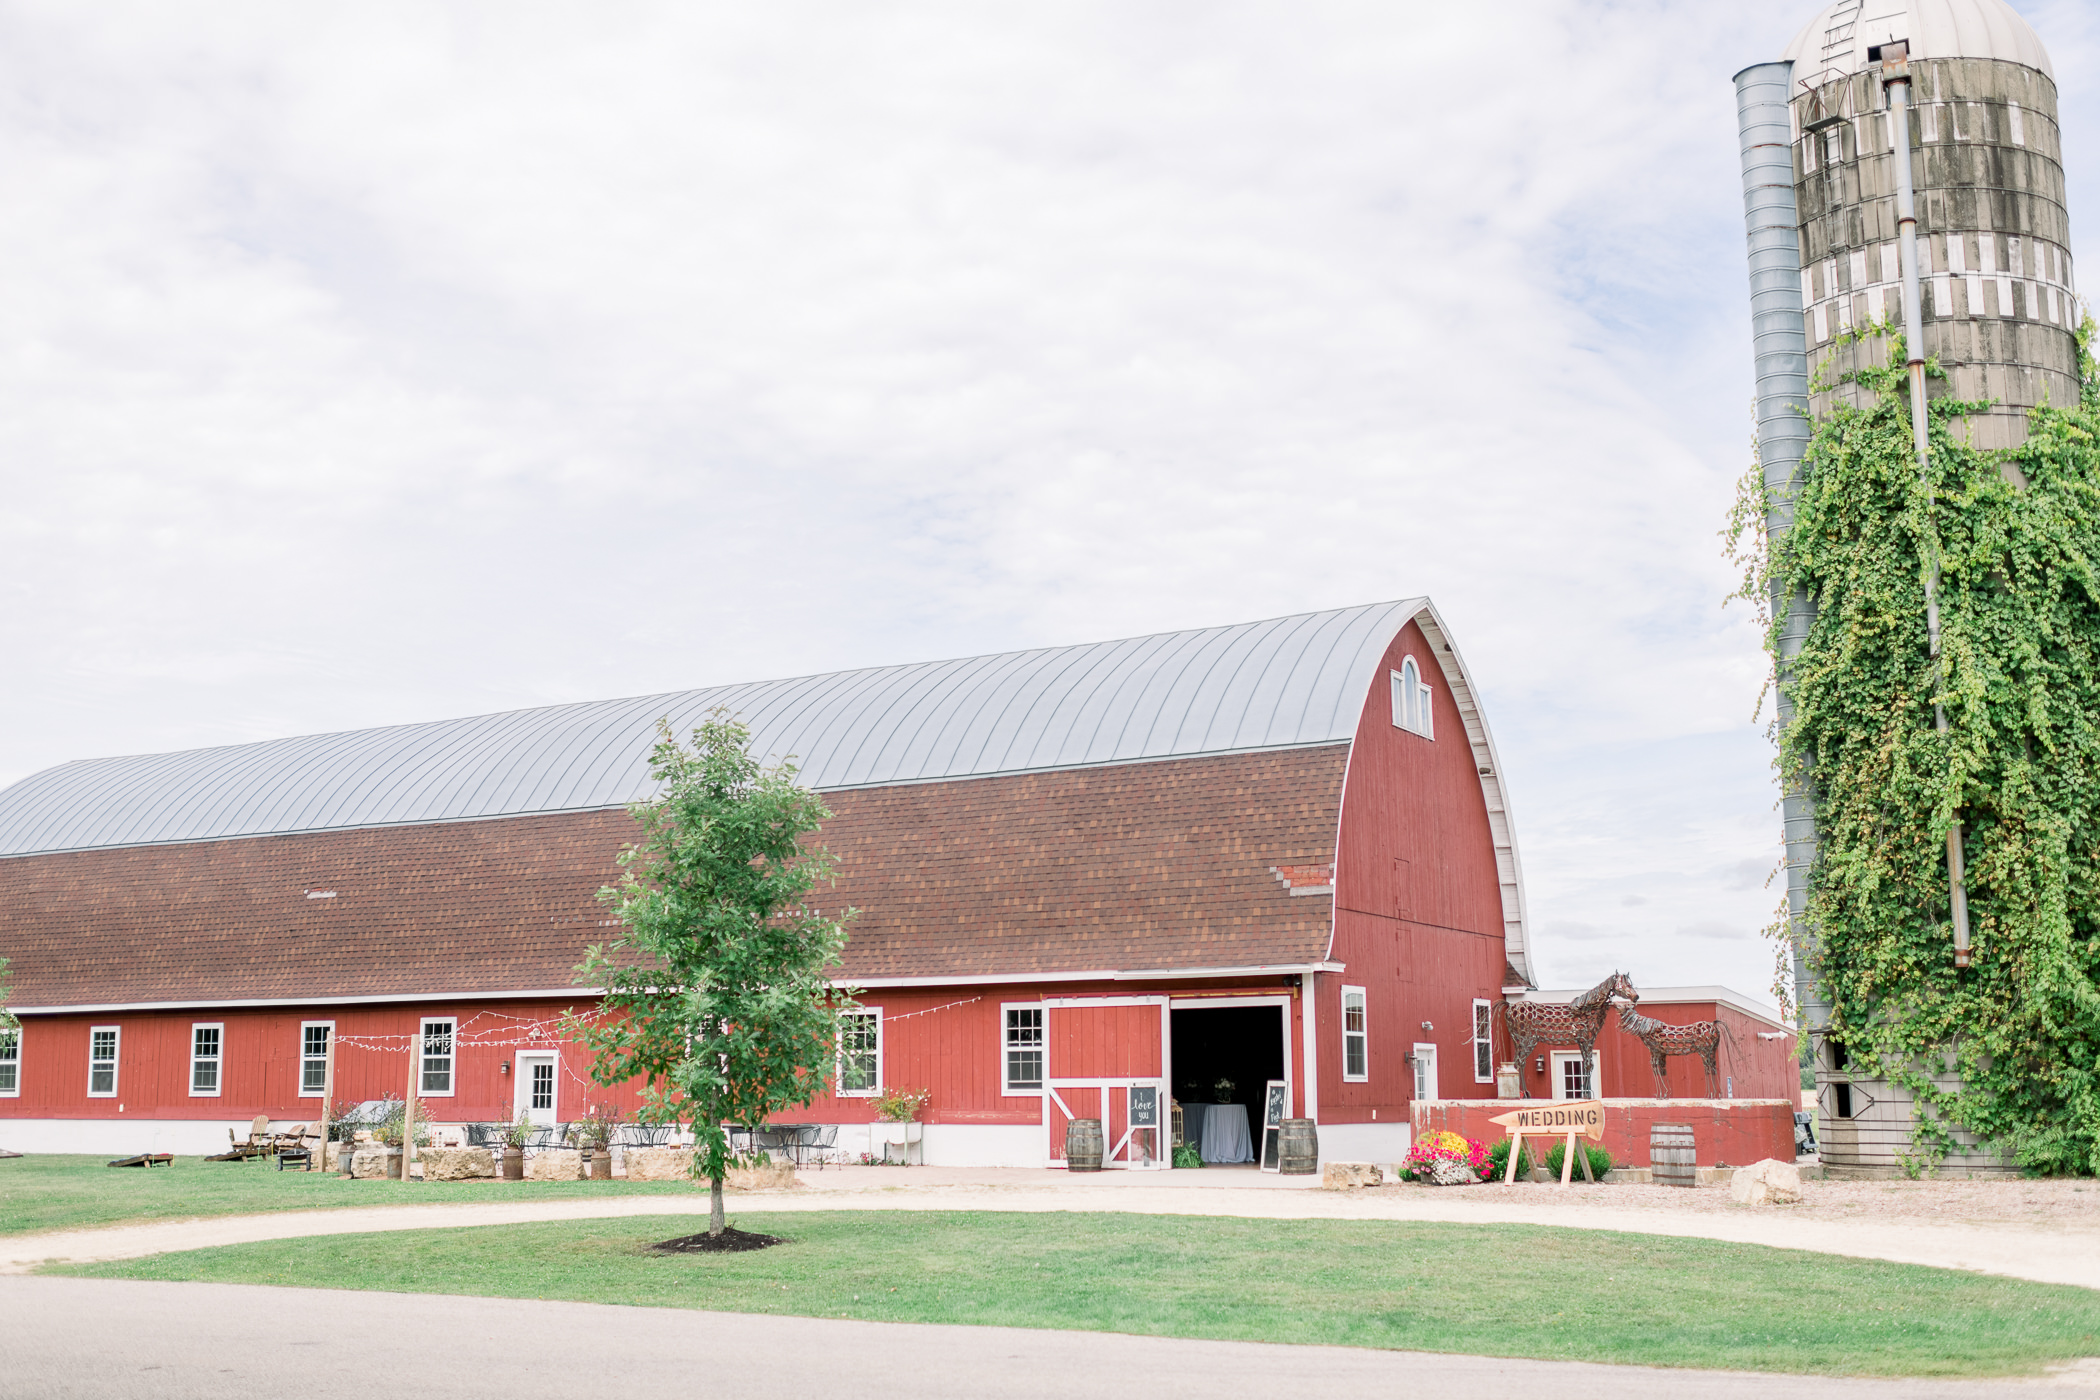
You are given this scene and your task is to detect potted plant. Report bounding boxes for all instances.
[870,1087,929,1165]
[371,1096,431,1179]
[566,1103,621,1179]
[500,1108,531,1180]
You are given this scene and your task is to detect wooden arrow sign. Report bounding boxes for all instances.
[1489,1100,1606,1140]
[1490,1100,1607,1185]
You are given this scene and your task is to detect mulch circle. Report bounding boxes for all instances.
[652,1227,787,1253]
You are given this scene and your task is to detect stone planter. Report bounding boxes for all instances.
[419,1146,497,1181]
[623,1146,695,1181]
[501,1146,524,1180]
[350,1148,402,1180]
[526,1148,584,1181]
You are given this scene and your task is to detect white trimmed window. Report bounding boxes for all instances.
[1391,656,1434,738]
[1002,1005,1044,1093]
[1552,1050,1596,1101]
[837,1010,881,1096]
[0,1027,19,1096]
[419,1018,455,1096]
[190,1023,223,1097]
[300,1022,333,1097]
[1471,999,1495,1083]
[88,1025,120,1098]
[1340,986,1368,1082]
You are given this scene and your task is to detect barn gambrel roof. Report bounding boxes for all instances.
[0,599,1537,996]
[0,600,1436,856]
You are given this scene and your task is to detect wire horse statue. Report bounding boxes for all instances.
[1616,1000,1738,1099]
[1501,971,1639,1099]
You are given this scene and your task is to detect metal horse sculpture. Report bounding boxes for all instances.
[1616,1000,1738,1099]
[1502,971,1639,1099]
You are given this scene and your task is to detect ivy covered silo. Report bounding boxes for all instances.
[1736,0,2096,1178]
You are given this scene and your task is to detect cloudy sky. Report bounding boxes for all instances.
[3,1,2095,1009]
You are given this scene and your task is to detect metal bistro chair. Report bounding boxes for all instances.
[792,1124,838,1168]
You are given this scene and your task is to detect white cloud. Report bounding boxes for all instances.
[4,1,2089,1015]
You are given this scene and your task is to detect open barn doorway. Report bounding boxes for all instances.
[1170,1001,1288,1166]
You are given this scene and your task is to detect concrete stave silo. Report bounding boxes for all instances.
[1734,0,2080,1177]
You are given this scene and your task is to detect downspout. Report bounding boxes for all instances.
[1734,61,1830,1032]
[1878,41,1974,968]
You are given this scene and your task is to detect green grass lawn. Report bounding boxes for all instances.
[0,1154,707,1237]
[51,1210,2100,1378]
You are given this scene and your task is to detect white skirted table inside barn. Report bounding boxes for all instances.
[1190,1103,1252,1164]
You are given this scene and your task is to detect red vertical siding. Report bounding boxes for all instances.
[1325,619,1509,1122]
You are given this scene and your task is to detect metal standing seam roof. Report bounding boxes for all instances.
[0,600,1438,859]
[0,597,1538,986]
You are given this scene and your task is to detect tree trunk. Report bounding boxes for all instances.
[710,1174,725,1236]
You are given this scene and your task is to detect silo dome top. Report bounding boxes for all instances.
[1783,0,2053,86]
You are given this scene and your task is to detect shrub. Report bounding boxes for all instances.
[872,1087,931,1123]
[1172,1142,1204,1169]
[1545,1141,1614,1180]
[1486,1136,1535,1179]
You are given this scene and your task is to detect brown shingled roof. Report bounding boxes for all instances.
[0,746,1346,1008]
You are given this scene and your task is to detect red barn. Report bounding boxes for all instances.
[0,601,1540,1167]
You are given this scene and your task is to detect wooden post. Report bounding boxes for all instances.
[404,1029,419,1184]
[315,1034,336,1172]
[1503,1129,1523,1184]
[1560,1130,1576,1185]
[1579,1134,1596,1183]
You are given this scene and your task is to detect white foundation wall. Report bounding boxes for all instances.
[0,1118,257,1156]
[833,1122,1046,1167]
[1314,1122,1412,1170]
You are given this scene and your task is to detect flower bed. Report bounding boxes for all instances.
[1404,1129,1488,1185]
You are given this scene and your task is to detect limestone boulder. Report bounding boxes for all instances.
[623,1146,696,1182]
[1321,1161,1383,1190]
[1729,1158,1804,1206]
[350,1148,400,1180]
[419,1147,496,1181]
[526,1148,584,1181]
[727,1158,799,1191]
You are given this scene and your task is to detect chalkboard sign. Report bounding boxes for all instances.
[1129,1085,1159,1128]
[1259,1079,1288,1172]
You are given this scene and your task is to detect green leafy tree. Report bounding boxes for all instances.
[568,711,853,1234]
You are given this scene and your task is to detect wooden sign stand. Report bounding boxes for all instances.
[1489,1100,1606,1185]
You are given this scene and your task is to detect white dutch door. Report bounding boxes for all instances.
[515,1052,558,1128]
[1412,1043,1438,1102]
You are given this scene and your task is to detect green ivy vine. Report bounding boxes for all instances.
[1729,318,2100,1175]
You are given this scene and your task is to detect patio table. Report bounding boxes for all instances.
[1199,1102,1252,1164]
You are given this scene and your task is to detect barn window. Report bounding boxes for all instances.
[0,1028,18,1096]
[88,1026,120,1097]
[1471,1000,1495,1083]
[1552,1050,1595,1101]
[300,1023,333,1097]
[420,1018,455,1096]
[190,1024,223,1097]
[1003,1005,1044,1093]
[838,1010,881,1096]
[1391,656,1434,739]
[1340,987,1368,1081]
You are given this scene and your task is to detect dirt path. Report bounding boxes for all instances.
[7,1167,2099,1289]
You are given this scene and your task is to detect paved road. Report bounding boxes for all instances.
[4,1277,2096,1399]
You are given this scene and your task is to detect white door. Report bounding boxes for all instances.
[1411,1043,1438,1102]
[515,1052,558,1127]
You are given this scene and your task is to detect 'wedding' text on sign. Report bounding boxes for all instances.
[1489,1101,1606,1140]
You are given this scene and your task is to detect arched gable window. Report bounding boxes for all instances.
[1391,655,1434,739]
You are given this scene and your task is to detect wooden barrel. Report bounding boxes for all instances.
[1066,1118,1105,1172]
[1651,1123,1696,1188]
[1278,1118,1319,1175]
